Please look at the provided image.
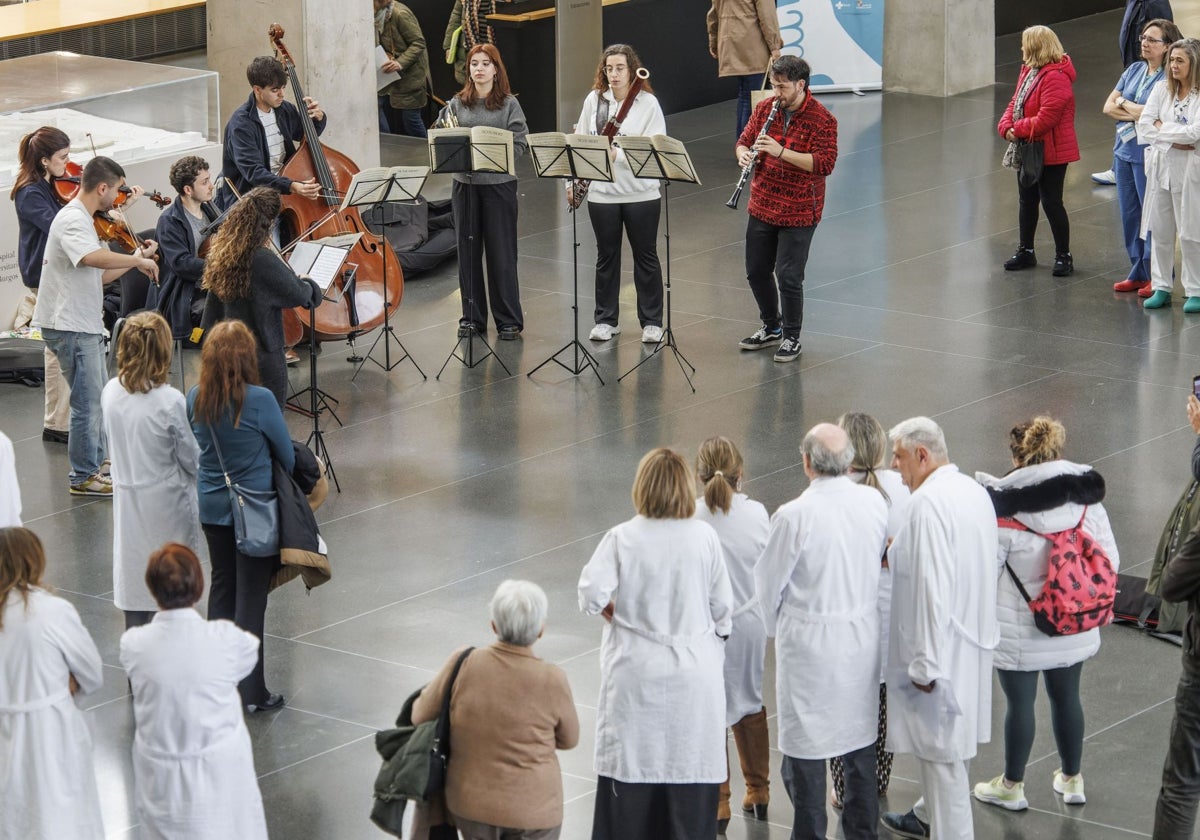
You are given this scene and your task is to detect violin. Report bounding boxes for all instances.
[51,161,169,260]
[52,161,172,209]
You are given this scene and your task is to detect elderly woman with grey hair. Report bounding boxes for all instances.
[412,580,579,840]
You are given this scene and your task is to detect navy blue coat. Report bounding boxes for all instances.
[219,93,327,208]
[14,178,60,289]
[151,198,217,338]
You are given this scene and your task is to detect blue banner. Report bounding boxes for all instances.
[777,0,885,92]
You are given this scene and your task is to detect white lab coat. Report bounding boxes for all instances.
[119,608,266,840]
[101,380,201,612]
[578,515,733,783]
[885,464,1000,764]
[694,492,770,726]
[849,468,911,683]
[755,475,888,759]
[0,431,20,526]
[0,589,104,840]
[1137,81,1200,295]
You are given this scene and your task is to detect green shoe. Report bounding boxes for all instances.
[1144,290,1172,309]
[973,774,1028,811]
[1185,297,1200,314]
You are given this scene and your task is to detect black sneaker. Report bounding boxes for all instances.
[773,337,802,362]
[739,325,782,350]
[881,808,930,839]
[1004,247,1036,271]
[1052,253,1074,277]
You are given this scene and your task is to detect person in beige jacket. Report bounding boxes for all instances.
[706,0,783,136]
[413,580,579,839]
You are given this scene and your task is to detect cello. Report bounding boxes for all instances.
[268,24,404,344]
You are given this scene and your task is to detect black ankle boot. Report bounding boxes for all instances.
[1004,246,1036,271]
[1052,252,1074,277]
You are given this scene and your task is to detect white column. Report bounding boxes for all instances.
[207,0,379,168]
[883,0,994,97]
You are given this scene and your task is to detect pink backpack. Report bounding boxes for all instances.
[997,507,1117,637]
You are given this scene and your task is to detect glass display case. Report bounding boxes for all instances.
[0,51,218,189]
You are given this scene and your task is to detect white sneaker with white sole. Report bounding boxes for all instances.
[1053,770,1085,804]
[589,323,620,341]
[641,325,663,343]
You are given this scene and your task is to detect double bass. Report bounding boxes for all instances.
[268,24,404,343]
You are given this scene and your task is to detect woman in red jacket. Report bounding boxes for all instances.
[998,26,1080,277]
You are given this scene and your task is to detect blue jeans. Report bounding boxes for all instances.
[1115,153,1151,281]
[41,329,106,483]
[379,96,428,138]
[736,74,765,139]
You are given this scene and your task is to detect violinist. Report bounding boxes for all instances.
[200,187,322,408]
[219,56,326,208]
[153,155,217,342]
[31,156,159,498]
[11,127,74,444]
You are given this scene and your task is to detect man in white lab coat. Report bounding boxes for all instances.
[880,417,1000,840]
[756,423,888,839]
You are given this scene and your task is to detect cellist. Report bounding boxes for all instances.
[218,56,326,209]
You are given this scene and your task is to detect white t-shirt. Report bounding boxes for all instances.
[258,108,286,174]
[31,199,105,335]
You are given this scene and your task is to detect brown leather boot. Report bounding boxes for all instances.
[733,706,770,818]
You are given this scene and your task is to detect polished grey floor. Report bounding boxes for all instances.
[7,6,1200,839]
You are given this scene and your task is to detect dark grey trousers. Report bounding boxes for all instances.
[453,179,523,332]
[1154,654,1200,839]
[782,744,877,840]
[744,216,815,340]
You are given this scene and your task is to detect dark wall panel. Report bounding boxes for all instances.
[996,0,1123,36]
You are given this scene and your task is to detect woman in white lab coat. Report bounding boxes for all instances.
[692,436,771,833]
[101,310,201,630]
[0,526,105,840]
[579,447,734,840]
[829,413,912,808]
[1139,37,1200,311]
[119,542,267,840]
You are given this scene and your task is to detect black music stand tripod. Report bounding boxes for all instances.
[345,170,427,381]
[618,139,701,392]
[298,299,341,491]
[432,135,513,377]
[526,137,614,384]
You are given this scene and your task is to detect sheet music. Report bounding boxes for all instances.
[376,46,395,93]
[618,135,702,185]
[287,241,351,292]
[340,166,429,209]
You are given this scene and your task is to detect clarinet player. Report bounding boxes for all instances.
[734,55,838,363]
[570,44,667,345]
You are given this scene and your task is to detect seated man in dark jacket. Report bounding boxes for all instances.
[218,55,328,208]
[151,155,217,341]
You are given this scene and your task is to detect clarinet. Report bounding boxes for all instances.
[726,97,781,210]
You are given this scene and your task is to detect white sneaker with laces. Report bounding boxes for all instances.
[1091,168,1116,185]
[70,473,113,497]
[1053,769,1085,804]
[973,775,1028,811]
[589,323,619,341]
[641,324,663,344]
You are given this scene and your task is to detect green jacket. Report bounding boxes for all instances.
[442,0,496,86]
[1147,437,1200,635]
[379,1,429,110]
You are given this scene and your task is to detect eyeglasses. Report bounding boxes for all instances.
[1142,36,1166,43]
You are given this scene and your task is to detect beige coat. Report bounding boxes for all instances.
[707,0,783,78]
[412,641,579,830]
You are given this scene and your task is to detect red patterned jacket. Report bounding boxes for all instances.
[738,92,838,228]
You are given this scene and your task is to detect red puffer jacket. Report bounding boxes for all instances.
[997,55,1080,166]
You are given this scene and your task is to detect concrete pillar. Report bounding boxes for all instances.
[555,0,603,132]
[883,0,994,97]
[207,0,379,168]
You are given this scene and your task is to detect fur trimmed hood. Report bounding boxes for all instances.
[975,459,1105,520]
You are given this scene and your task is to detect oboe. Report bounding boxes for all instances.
[726,97,781,210]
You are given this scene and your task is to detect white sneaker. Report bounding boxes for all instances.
[1053,769,1085,804]
[1091,168,1116,185]
[973,775,1028,811]
[588,323,620,341]
[641,324,663,344]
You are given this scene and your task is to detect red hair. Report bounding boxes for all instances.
[456,44,512,111]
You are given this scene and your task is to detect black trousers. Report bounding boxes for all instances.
[591,777,717,840]
[588,199,663,328]
[745,215,816,340]
[783,746,876,840]
[258,348,288,410]
[1154,654,1200,838]
[1017,162,1070,255]
[202,523,275,705]
[453,179,523,332]
[123,610,155,631]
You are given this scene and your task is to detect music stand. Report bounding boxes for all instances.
[285,242,354,430]
[429,128,514,377]
[616,136,702,392]
[299,298,340,492]
[341,167,430,381]
[525,134,614,384]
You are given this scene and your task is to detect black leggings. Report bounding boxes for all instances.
[998,662,1085,781]
[1018,163,1070,255]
